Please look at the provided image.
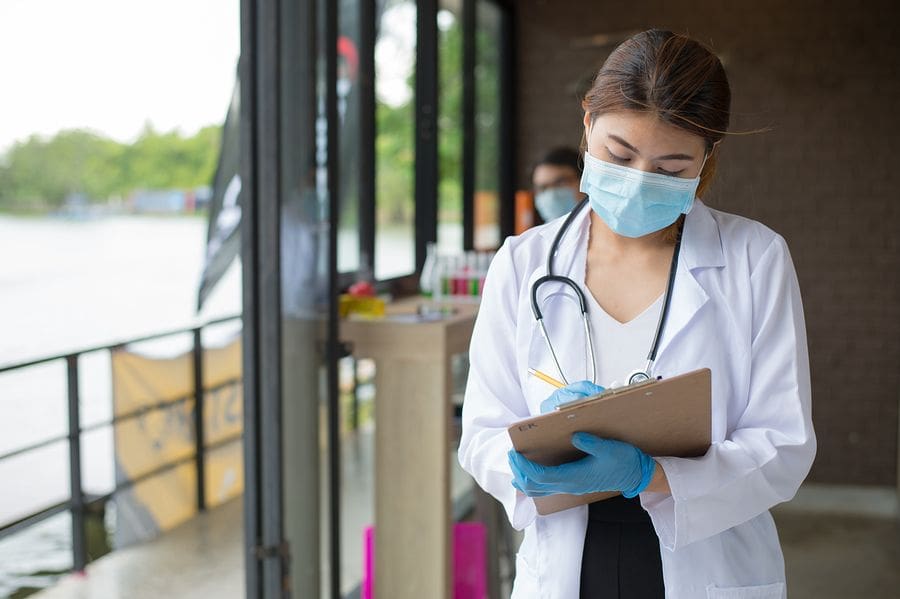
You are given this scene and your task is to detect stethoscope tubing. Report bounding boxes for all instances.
[530,198,683,386]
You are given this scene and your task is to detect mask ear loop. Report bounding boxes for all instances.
[696,149,712,179]
[584,120,600,160]
[696,139,722,179]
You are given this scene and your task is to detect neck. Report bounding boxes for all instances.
[587,211,672,259]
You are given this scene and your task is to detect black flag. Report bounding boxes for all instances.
[197,74,241,311]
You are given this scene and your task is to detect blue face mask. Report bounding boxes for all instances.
[579,150,703,238]
[535,187,578,221]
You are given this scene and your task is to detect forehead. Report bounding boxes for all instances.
[590,111,706,155]
[532,163,579,185]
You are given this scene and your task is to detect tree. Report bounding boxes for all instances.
[0,125,221,211]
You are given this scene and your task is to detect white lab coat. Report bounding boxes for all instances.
[458,200,816,599]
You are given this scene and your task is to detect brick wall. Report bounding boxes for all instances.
[515,0,900,486]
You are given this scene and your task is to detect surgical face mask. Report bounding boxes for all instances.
[579,150,703,238]
[535,186,578,221]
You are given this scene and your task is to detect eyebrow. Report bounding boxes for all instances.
[608,134,695,161]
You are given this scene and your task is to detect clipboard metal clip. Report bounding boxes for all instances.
[554,376,661,411]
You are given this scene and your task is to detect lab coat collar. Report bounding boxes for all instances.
[537,199,725,274]
[681,200,725,271]
[657,200,725,362]
[537,202,592,278]
[536,199,725,366]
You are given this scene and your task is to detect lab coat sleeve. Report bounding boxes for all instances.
[457,241,538,531]
[642,234,816,551]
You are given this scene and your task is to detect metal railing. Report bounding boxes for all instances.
[0,314,242,573]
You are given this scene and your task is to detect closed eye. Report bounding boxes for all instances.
[657,166,685,176]
[605,147,631,163]
[607,146,687,176]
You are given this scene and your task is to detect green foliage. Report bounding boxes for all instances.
[374,11,467,226]
[474,18,500,193]
[376,98,415,225]
[438,15,463,222]
[0,125,221,210]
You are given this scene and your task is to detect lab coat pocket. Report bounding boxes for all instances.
[706,582,785,599]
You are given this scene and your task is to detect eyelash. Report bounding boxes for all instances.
[605,148,684,176]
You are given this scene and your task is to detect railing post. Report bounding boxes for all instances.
[66,354,87,572]
[193,328,206,512]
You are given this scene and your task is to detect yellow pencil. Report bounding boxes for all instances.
[527,367,565,389]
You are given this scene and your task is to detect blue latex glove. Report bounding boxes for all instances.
[539,380,605,414]
[508,432,656,498]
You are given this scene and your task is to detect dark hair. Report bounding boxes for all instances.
[582,29,731,200]
[532,147,583,179]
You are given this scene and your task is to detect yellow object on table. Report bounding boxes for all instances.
[339,294,386,318]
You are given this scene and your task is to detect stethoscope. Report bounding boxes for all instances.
[529,198,684,386]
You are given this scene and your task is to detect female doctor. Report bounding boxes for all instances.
[458,30,816,599]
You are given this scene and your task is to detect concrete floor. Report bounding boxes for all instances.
[32,498,244,599]
[32,453,900,599]
[774,510,900,599]
[32,426,477,599]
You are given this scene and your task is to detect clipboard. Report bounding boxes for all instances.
[507,368,712,515]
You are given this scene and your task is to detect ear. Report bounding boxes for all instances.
[582,111,592,131]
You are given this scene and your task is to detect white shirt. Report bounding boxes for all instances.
[458,200,816,599]
[586,290,663,388]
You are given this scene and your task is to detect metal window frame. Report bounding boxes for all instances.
[497,0,516,239]
[359,0,377,278]
[415,0,439,272]
[241,0,287,595]
[462,0,475,251]
[324,0,342,597]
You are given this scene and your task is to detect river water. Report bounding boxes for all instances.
[0,213,461,597]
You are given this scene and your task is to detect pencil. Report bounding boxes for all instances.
[527,367,565,389]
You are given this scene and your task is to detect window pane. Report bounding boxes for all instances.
[280,0,329,595]
[437,3,463,254]
[375,0,417,279]
[474,0,501,250]
[338,1,362,273]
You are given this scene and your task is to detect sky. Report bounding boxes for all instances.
[0,0,241,153]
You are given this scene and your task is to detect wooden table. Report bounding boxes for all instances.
[340,297,479,599]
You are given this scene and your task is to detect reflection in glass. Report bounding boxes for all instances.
[338,3,362,273]
[279,0,327,595]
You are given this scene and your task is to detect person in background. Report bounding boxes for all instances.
[531,147,586,223]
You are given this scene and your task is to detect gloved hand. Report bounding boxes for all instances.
[539,380,605,414]
[508,432,656,498]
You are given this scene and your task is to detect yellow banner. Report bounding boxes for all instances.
[111,335,243,546]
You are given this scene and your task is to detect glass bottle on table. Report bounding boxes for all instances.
[419,242,438,298]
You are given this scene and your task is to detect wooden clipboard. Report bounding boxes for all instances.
[507,368,712,515]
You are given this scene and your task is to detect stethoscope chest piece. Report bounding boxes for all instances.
[627,370,651,385]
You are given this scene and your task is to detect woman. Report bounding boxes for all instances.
[458,30,815,599]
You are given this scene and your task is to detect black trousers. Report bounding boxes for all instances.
[579,495,665,599]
